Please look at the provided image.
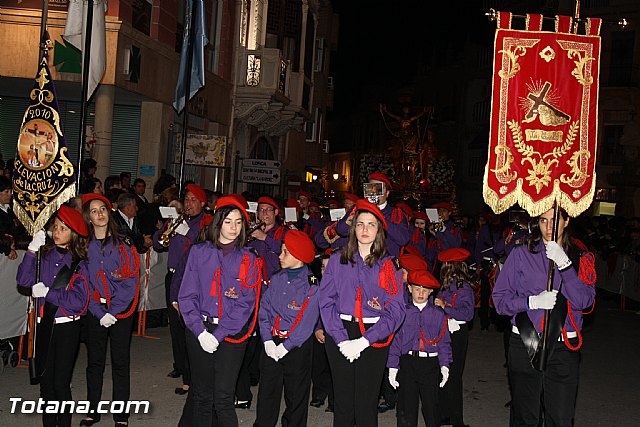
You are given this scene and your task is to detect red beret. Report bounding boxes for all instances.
[81,193,112,211]
[368,172,392,190]
[186,184,207,204]
[413,212,429,222]
[309,201,320,209]
[285,199,303,213]
[408,269,440,289]
[354,199,388,230]
[401,244,422,257]
[343,193,359,203]
[228,193,249,209]
[284,230,316,264]
[438,247,471,262]
[432,201,453,212]
[399,253,428,272]
[257,196,279,211]
[297,191,313,201]
[327,199,339,206]
[396,202,413,218]
[58,205,88,237]
[215,196,249,221]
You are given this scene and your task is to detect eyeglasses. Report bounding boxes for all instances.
[258,207,275,214]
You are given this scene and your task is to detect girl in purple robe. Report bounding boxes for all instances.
[17,205,89,427]
[319,198,405,427]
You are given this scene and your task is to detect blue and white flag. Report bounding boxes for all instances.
[174,0,208,114]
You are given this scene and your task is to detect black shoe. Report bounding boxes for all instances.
[325,405,334,413]
[235,400,251,409]
[440,417,451,426]
[114,423,128,427]
[167,369,181,378]
[79,418,99,426]
[377,402,395,413]
[175,387,189,395]
[309,398,325,408]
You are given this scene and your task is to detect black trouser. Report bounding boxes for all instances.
[381,367,397,406]
[85,312,134,423]
[40,320,81,427]
[325,320,389,427]
[254,336,313,427]
[310,335,333,406]
[396,354,440,427]
[236,333,260,403]
[508,333,580,427]
[166,270,189,384]
[180,328,247,427]
[479,272,492,329]
[439,323,469,427]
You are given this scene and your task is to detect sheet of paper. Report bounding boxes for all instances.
[160,206,179,219]
[425,208,440,223]
[330,208,346,221]
[247,201,258,213]
[284,207,298,223]
[175,221,190,236]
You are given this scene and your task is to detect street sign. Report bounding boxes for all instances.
[243,158,281,169]
[240,164,281,185]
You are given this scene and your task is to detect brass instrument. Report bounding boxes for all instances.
[246,221,266,243]
[159,213,188,247]
[433,221,445,232]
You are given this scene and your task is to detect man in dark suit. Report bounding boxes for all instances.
[114,192,151,254]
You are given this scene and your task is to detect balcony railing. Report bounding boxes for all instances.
[237,47,289,96]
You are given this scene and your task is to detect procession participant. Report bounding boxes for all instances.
[494,212,530,258]
[249,196,288,277]
[327,199,339,209]
[428,202,462,253]
[17,206,89,427]
[297,191,313,215]
[254,230,320,427]
[378,248,429,414]
[236,196,287,408]
[178,196,262,427]
[314,194,358,251]
[387,269,452,427]
[319,199,405,427]
[493,207,596,427]
[114,192,151,255]
[80,194,140,427]
[409,211,431,259]
[434,248,475,427]
[152,183,208,382]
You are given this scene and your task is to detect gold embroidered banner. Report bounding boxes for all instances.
[483,12,601,217]
[13,56,76,236]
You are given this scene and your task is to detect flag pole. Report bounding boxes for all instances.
[38,0,49,62]
[177,1,197,196]
[76,0,95,192]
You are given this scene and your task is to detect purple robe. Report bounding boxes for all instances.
[152,211,204,269]
[493,241,596,333]
[178,242,260,342]
[259,266,320,351]
[319,252,405,345]
[438,280,475,322]
[249,222,287,278]
[86,237,139,319]
[17,249,89,319]
[387,302,452,369]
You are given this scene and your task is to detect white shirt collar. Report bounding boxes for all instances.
[413,301,427,311]
[378,201,388,210]
[0,204,10,213]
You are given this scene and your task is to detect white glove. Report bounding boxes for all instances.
[447,318,460,333]
[529,290,558,310]
[99,313,118,328]
[439,366,450,388]
[264,340,278,361]
[32,282,49,298]
[198,330,219,353]
[388,368,399,389]
[545,241,571,269]
[275,343,289,360]
[28,230,46,252]
[339,337,369,362]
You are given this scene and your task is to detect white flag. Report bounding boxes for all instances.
[63,0,106,101]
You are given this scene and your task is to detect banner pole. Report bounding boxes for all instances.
[76,0,95,192]
[38,0,49,62]
[178,1,197,195]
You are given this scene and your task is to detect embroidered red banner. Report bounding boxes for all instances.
[483,13,601,217]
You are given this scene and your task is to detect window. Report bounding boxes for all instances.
[208,0,221,73]
[132,0,152,36]
[601,125,624,165]
[314,38,325,72]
